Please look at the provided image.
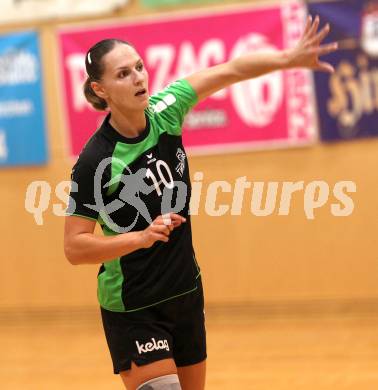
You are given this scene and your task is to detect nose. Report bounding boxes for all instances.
[133,70,144,85]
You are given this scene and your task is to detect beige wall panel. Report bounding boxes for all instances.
[189,140,378,303]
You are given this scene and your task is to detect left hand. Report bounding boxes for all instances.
[285,14,338,73]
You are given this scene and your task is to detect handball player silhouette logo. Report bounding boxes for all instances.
[85,157,154,232]
[84,157,187,233]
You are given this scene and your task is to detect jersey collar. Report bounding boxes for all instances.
[101,112,150,144]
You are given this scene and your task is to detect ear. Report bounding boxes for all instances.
[91,81,108,100]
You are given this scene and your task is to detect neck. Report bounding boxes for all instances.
[109,107,146,138]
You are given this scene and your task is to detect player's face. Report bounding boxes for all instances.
[96,44,149,112]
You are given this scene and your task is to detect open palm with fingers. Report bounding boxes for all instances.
[287,15,338,73]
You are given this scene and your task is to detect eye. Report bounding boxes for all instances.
[136,62,144,71]
[118,70,129,78]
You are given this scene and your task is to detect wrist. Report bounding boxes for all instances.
[133,230,146,249]
[122,230,145,251]
[280,49,295,69]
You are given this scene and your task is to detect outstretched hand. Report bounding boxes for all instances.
[286,15,338,73]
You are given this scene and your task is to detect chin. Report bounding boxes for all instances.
[141,99,150,110]
[123,97,149,112]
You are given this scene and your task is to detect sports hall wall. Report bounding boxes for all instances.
[1,0,377,310]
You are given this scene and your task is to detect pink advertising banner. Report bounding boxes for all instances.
[58,1,316,156]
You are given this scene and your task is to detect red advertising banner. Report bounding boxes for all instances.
[58,1,316,156]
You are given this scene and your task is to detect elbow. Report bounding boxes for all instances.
[64,242,81,265]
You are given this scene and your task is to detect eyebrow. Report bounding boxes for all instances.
[115,59,143,71]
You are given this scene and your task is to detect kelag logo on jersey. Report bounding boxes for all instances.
[310,0,378,141]
[135,338,170,355]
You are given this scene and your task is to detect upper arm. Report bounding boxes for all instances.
[64,153,103,262]
[64,216,96,262]
[184,62,239,102]
[64,215,96,240]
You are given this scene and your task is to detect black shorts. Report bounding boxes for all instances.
[100,277,207,374]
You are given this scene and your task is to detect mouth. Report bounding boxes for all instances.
[135,88,147,97]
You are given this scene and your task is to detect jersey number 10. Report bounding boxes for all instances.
[146,160,174,196]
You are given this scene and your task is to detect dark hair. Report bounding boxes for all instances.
[83,39,133,111]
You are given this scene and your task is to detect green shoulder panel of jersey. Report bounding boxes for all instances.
[148,79,198,136]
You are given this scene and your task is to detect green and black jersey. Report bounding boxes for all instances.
[67,79,201,312]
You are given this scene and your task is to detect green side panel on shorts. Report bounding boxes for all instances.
[97,225,125,311]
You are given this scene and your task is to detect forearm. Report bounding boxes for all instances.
[230,50,291,82]
[186,50,292,101]
[66,231,143,265]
